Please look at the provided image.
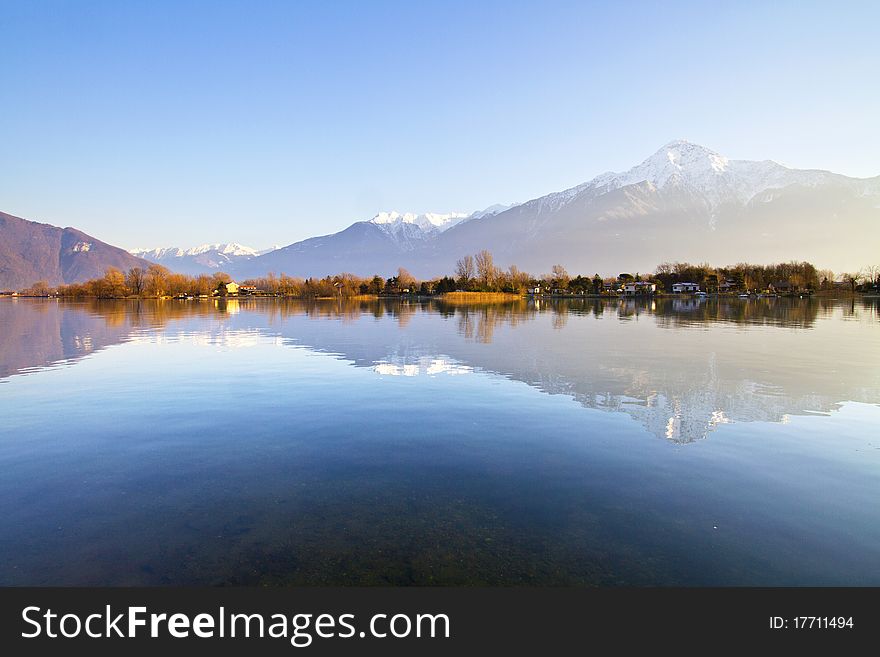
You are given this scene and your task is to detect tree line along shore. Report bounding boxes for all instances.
[5,250,879,299]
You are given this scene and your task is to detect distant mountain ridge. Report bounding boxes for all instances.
[0,211,150,290]
[366,206,513,249]
[129,243,276,276]
[231,140,880,279]
[231,204,513,278]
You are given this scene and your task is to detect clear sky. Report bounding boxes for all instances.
[2,0,878,250]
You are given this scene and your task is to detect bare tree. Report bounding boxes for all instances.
[125,267,146,296]
[551,264,570,289]
[103,267,127,297]
[817,269,835,290]
[455,255,474,285]
[195,274,214,296]
[24,280,50,296]
[507,264,530,293]
[397,267,416,291]
[146,264,170,297]
[474,250,495,288]
[861,264,880,287]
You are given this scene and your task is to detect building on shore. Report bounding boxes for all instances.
[215,281,240,296]
[672,282,701,294]
[622,281,657,296]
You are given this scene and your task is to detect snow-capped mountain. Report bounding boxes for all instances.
[368,212,469,250]
[231,204,513,278]
[533,140,864,218]
[131,243,261,259]
[432,140,880,275]
[467,203,517,220]
[130,243,276,275]
[230,140,879,279]
[370,211,469,234]
[367,206,512,248]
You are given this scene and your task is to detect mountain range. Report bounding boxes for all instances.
[3,140,878,289]
[129,243,278,276]
[229,140,879,279]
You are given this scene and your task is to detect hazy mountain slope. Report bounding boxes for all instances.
[232,221,406,279]
[228,140,880,280]
[0,211,151,290]
[427,141,880,276]
[231,206,511,279]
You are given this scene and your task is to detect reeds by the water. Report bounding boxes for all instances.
[439,292,522,303]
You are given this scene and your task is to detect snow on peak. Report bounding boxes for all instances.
[537,140,849,214]
[367,204,521,246]
[369,211,469,233]
[130,243,262,260]
[129,246,184,259]
[369,204,517,235]
[658,139,729,174]
[184,243,259,257]
[467,203,517,220]
[594,140,732,192]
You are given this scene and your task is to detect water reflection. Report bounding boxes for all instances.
[2,296,879,444]
[2,296,880,586]
[374,357,472,377]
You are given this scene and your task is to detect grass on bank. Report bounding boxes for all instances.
[439,291,523,303]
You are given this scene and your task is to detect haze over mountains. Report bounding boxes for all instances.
[2,140,878,289]
[231,140,879,279]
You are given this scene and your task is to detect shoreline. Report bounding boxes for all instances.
[1,290,873,301]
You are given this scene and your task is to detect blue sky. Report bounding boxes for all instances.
[2,0,878,250]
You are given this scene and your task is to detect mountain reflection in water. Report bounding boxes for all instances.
[2,296,880,586]
[2,296,878,444]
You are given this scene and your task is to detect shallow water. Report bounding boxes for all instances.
[1,296,878,585]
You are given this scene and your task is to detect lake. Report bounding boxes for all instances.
[1,296,878,586]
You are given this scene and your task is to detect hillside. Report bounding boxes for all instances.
[0,211,151,290]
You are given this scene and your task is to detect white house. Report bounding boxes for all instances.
[622,281,656,296]
[672,282,700,294]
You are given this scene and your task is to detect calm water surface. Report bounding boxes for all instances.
[1,296,879,585]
